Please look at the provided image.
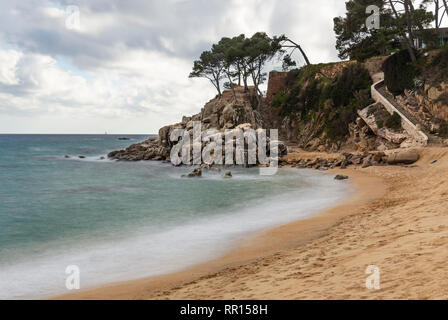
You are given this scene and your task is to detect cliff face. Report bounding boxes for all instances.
[111,53,447,163]
[397,82,448,127]
[381,48,448,139]
[261,61,376,152]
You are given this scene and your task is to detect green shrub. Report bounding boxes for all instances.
[383,49,420,95]
[323,63,373,141]
[376,119,384,128]
[272,92,288,108]
[385,112,402,130]
[329,63,372,107]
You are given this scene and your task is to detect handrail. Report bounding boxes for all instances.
[371,80,428,145]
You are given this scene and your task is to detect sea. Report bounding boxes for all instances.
[0,134,351,299]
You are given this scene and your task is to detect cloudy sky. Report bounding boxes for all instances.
[0,0,346,134]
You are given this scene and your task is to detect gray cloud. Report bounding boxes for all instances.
[0,0,345,133]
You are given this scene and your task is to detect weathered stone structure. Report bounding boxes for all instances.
[265,71,288,105]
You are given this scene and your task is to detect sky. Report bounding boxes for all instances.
[0,0,348,134]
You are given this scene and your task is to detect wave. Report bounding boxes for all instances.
[0,169,351,299]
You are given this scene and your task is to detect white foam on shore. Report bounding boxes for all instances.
[0,170,352,299]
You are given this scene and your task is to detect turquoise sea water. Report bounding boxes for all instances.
[0,134,351,299]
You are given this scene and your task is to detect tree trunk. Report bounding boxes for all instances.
[226,71,237,102]
[443,0,448,32]
[210,80,222,98]
[236,63,241,86]
[297,45,311,66]
[404,1,415,46]
[214,78,222,98]
[389,0,417,62]
[435,0,439,31]
[250,69,262,112]
[283,38,311,65]
[443,0,448,15]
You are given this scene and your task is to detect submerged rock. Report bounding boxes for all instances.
[223,171,232,178]
[334,174,349,180]
[182,168,202,178]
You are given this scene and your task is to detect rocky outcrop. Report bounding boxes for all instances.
[108,137,170,161]
[108,86,286,164]
[396,83,448,129]
[280,151,386,170]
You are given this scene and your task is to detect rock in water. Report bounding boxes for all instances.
[78,155,86,159]
[334,174,349,180]
[223,171,232,178]
[182,168,202,178]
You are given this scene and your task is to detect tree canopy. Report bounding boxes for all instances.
[189,32,306,111]
[334,0,443,62]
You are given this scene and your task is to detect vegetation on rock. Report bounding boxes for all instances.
[272,62,373,143]
[385,112,402,130]
[428,45,448,83]
[382,49,421,95]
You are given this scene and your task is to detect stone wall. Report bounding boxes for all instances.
[265,71,288,105]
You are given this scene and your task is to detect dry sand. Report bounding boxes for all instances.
[56,147,448,300]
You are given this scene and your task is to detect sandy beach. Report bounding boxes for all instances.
[55,147,448,300]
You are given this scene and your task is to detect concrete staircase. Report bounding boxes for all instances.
[371,79,429,146]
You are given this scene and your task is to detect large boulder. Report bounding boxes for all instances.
[386,151,419,165]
